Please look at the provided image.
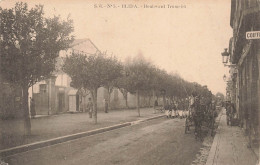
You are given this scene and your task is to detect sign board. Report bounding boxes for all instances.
[246,31,260,39]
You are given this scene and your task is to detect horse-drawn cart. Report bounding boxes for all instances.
[185,101,216,140]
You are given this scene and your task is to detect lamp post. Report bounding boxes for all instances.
[221,48,229,64]
[221,48,237,67]
[221,48,237,103]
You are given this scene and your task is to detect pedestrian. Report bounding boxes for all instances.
[172,101,178,118]
[104,99,108,113]
[154,100,158,113]
[165,100,172,118]
[226,101,232,125]
[230,103,236,126]
[30,97,36,118]
[154,99,158,107]
[171,102,176,118]
[87,98,93,118]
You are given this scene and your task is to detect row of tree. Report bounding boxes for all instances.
[0,2,214,135]
[62,53,214,123]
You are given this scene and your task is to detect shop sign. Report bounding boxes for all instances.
[246,31,260,39]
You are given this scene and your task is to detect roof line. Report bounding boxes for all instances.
[70,38,102,54]
[87,39,101,54]
[70,38,90,47]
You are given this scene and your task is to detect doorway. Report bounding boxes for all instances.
[58,93,65,112]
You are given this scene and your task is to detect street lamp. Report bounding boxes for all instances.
[221,48,237,67]
[221,48,229,64]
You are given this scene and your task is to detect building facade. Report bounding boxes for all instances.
[229,0,260,147]
[30,39,149,115]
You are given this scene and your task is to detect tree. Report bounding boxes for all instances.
[102,56,123,111]
[116,65,131,108]
[63,53,122,124]
[159,70,171,106]
[0,2,74,135]
[147,67,161,108]
[127,56,153,116]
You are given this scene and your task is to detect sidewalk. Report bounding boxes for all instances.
[206,109,259,165]
[0,108,162,150]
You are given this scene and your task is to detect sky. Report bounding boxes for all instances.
[0,0,232,94]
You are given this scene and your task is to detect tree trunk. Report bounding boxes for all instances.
[143,96,145,107]
[153,89,156,109]
[149,95,151,107]
[106,87,113,111]
[137,90,140,117]
[124,92,128,108]
[92,88,98,124]
[163,95,166,108]
[22,85,31,135]
[153,90,156,113]
[108,89,111,111]
[139,95,142,108]
[120,89,128,109]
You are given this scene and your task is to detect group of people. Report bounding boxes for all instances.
[163,99,190,119]
[225,101,236,126]
[29,93,220,121]
[190,94,218,120]
[162,92,218,120]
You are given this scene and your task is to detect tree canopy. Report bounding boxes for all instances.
[0,2,74,135]
[0,2,74,87]
[63,52,123,123]
[63,53,123,90]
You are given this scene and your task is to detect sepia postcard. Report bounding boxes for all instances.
[0,0,259,164]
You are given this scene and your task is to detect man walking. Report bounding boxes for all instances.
[87,98,93,118]
[230,103,236,126]
[154,99,158,113]
[226,101,236,126]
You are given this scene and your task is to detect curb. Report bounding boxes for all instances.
[138,114,165,122]
[205,109,223,165]
[0,114,165,157]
